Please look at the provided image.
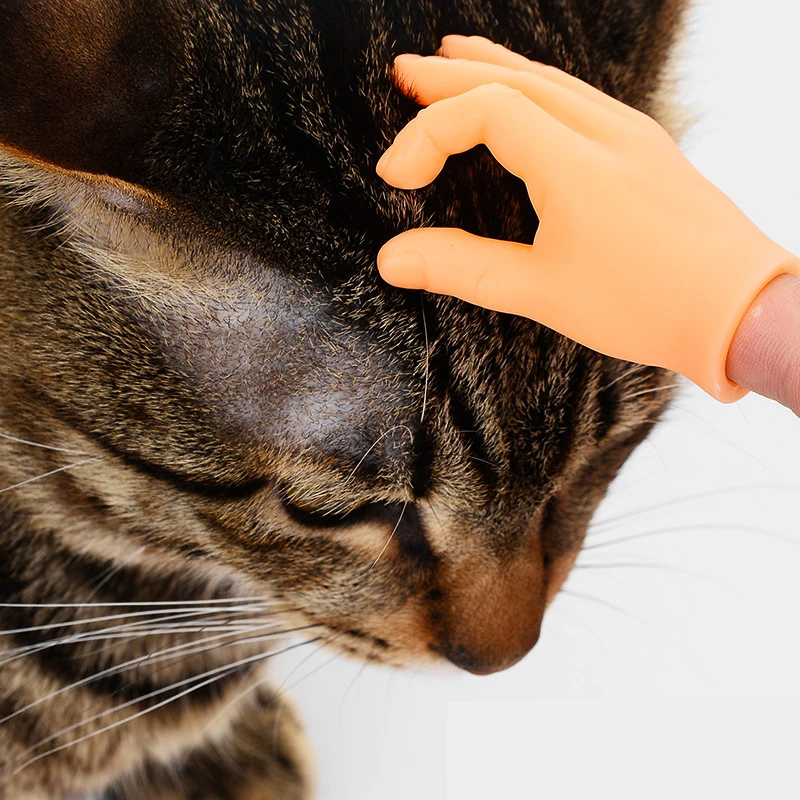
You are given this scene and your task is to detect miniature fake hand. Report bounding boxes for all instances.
[376,35,800,402]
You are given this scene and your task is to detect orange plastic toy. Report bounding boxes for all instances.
[376,35,800,402]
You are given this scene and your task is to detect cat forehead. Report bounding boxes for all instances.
[141,247,424,467]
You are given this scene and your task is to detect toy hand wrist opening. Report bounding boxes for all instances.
[376,35,800,402]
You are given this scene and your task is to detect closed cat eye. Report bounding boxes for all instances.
[0,0,690,796]
[279,487,375,528]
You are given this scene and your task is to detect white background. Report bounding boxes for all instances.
[271,2,800,797]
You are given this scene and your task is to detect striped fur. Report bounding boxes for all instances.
[0,0,685,796]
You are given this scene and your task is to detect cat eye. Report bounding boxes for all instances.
[279,490,374,528]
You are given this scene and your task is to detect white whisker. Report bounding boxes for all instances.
[12,637,321,775]
[584,522,799,551]
[369,501,407,571]
[0,598,271,608]
[590,483,800,531]
[1,620,316,728]
[0,432,91,456]
[201,632,337,740]
[0,614,276,666]
[345,425,414,484]
[87,546,148,599]
[619,383,682,402]
[420,296,430,424]
[0,457,103,495]
[599,364,649,393]
[559,588,646,625]
[0,604,275,637]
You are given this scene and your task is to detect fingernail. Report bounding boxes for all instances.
[377,249,426,287]
[375,148,395,179]
[394,53,424,67]
[437,35,459,54]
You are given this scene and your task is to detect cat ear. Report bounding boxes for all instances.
[0,0,180,182]
[0,145,165,220]
[0,145,173,283]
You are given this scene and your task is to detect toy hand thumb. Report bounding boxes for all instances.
[377,227,544,315]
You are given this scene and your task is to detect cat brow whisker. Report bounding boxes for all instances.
[0,457,103,495]
[319,499,409,618]
[0,431,92,456]
[13,637,322,775]
[368,500,407,571]
[345,424,414,484]
[424,497,449,548]
[665,403,776,476]
[420,296,430,424]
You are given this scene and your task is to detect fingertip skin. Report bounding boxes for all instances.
[375,121,448,190]
[376,239,427,288]
[727,271,800,415]
[394,53,423,67]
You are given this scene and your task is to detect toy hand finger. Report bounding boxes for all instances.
[437,35,540,72]
[376,82,586,207]
[393,54,612,141]
[437,35,643,123]
[377,227,550,316]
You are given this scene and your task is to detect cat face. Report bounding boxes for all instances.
[0,0,679,675]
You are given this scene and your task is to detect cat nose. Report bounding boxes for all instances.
[437,629,540,675]
[431,538,547,676]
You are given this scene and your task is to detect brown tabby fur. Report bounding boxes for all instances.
[0,0,686,796]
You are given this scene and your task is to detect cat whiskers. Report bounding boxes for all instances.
[0,456,103,495]
[0,431,92,456]
[558,587,647,626]
[11,636,323,776]
[616,382,683,403]
[588,482,800,534]
[420,295,430,424]
[0,603,281,666]
[201,628,348,743]
[598,364,652,393]
[368,500,407,571]
[1,605,322,731]
[344,424,414,485]
[87,546,148,599]
[584,522,800,552]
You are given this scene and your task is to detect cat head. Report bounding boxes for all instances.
[0,0,681,674]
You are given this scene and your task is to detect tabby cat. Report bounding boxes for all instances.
[0,0,685,796]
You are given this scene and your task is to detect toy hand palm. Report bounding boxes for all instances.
[376,35,800,401]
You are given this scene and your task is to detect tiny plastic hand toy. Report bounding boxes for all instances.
[376,35,800,402]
